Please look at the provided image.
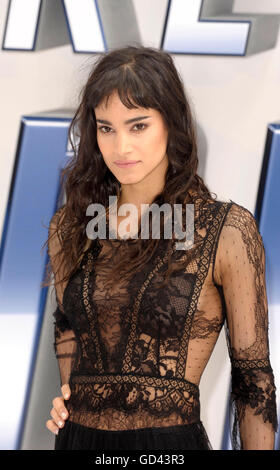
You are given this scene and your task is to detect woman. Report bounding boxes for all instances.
[43,46,278,450]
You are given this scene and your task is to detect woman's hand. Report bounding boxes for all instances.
[45,384,71,435]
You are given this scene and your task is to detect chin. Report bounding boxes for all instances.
[115,175,145,185]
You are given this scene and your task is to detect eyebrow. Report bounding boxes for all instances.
[96,116,151,125]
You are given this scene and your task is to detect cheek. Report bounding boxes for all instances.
[144,127,168,158]
[97,135,106,152]
[97,136,113,161]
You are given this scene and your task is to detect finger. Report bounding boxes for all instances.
[61,383,71,400]
[46,419,59,436]
[52,395,69,420]
[52,396,65,409]
[50,408,66,428]
[53,398,69,421]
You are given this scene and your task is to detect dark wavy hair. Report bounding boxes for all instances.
[42,45,217,295]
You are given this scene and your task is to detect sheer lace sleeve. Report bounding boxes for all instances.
[48,207,77,388]
[213,203,278,450]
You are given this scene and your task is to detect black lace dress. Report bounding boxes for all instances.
[48,193,278,450]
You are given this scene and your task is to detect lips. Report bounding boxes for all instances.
[114,161,140,168]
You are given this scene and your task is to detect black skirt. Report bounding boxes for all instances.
[54,419,213,450]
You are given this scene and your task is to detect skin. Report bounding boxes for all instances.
[96,90,169,219]
[46,91,170,435]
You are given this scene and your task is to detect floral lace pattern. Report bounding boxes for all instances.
[230,361,277,450]
[213,203,278,449]
[48,194,278,448]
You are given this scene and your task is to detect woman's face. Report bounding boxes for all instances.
[94,91,169,187]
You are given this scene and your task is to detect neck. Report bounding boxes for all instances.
[117,153,169,210]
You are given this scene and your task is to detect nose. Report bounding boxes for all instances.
[115,131,132,155]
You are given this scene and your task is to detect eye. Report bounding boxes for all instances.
[97,126,112,134]
[132,123,147,132]
[97,123,148,134]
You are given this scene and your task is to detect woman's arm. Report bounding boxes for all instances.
[213,203,278,450]
[48,207,77,387]
[52,304,77,388]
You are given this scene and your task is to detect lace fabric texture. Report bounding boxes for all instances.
[48,193,278,450]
